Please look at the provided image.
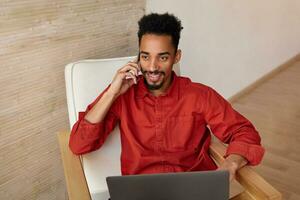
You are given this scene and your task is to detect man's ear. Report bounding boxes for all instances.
[174,49,182,64]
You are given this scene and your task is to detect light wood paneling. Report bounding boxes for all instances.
[231,57,300,200]
[0,1,145,199]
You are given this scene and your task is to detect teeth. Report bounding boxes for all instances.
[149,75,159,79]
[148,73,160,82]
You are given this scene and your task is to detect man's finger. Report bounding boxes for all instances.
[125,72,137,84]
[120,65,138,75]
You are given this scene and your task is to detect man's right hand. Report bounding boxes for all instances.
[107,60,141,98]
[84,59,140,124]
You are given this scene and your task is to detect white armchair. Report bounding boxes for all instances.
[64,57,135,199]
[58,56,281,200]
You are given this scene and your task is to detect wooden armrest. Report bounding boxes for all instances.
[209,139,282,200]
[57,131,91,200]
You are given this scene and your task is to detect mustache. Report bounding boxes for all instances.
[140,68,165,76]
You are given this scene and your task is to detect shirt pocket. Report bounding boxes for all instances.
[167,113,206,150]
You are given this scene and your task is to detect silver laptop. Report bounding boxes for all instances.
[106,170,229,200]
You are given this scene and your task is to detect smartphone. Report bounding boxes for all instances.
[137,52,142,76]
[125,53,142,81]
[137,52,140,62]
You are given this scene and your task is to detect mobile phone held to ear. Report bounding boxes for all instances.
[125,54,142,80]
[137,53,143,76]
[137,52,140,63]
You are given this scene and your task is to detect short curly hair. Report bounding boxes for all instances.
[138,13,183,50]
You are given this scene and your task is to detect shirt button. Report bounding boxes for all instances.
[194,147,200,154]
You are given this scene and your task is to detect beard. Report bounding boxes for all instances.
[140,68,166,90]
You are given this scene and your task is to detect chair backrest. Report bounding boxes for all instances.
[65,56,180,200]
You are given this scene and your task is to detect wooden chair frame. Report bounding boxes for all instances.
[58,131,281,200]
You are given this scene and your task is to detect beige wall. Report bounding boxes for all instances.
[0,0,145,199]
[147,0,300,98]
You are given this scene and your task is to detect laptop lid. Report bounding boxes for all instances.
[106,170,229,200]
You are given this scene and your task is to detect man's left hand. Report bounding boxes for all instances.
[217,154,248,181]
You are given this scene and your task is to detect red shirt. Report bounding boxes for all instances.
[69,72,264,175]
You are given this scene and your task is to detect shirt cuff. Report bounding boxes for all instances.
[78,112,104,140]
[225,141,265,165]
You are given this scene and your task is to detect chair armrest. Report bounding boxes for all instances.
[209,139,282,200]
[57,131,91,200]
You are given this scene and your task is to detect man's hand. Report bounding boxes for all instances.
[84,58,140,124]
[217,154,248,181]
[107,59,141,98]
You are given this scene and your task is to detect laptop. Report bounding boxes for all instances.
[106,170,229,200]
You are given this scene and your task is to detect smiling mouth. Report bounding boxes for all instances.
[147,73,162,82]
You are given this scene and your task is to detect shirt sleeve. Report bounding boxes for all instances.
[203,87,265,165]
[69,85,121,155]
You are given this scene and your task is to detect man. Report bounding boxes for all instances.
[69,13,264,181]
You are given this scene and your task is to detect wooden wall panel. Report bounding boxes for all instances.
[0,0,145,199]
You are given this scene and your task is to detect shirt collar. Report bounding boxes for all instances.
[136,71,180,100]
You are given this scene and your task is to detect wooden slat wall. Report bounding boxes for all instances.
[0,1,145,199]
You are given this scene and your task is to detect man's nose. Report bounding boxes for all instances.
[149,58,159,71]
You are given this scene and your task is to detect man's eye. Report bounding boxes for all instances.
[160,56,168,61]
[141,55,149,60]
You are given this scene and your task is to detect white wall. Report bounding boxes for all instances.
[146,0,300,98]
